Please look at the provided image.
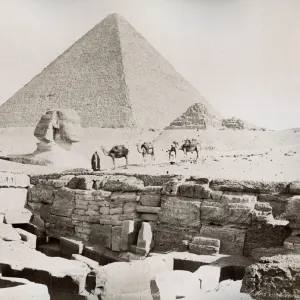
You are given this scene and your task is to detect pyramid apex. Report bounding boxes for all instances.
[104,13,126,21]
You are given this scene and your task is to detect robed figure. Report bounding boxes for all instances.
[91,151,100,171]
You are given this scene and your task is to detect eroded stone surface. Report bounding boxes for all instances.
[241,255,300,300]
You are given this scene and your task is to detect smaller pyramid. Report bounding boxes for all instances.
[165,103,222,130]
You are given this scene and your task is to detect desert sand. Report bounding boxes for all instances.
[0,127,299,181]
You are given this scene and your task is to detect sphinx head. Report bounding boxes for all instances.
[34,109,82,147]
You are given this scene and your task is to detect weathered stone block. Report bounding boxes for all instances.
[221,192,257,206]
[100,207,110,214]
[177,182,196,198]
[103,175,145,191]
[159,196,201,228]
[0,188,28,212]
[258,194,291,217]
[154,224,197,252]
[60,237,84,258]
[136,205,160,214]
[76,176,94,190]
[50,215,73,227]
[89,216,100,223]
[110,207,123,215]
[100,219,123,226]
[90,224,112,249]
[194,184,211,199]
[112,226,122,252]
[289,181,300,194]
[71,215,89,222]
[51,206,74,217]
[119,212,140,221]
[286,196,300,228]
[4,208,32,224]
[210,179,289,194]
[123,202,137,213]
[140,194,161,207]
[189,243,219,255]
[243,220,292,256]
[110,192,139,203]
[201,200,252,225]
[199,225,246,255]
[0,223,21,241]
[29,184,55,204]
[75,226,91,235]
[284,236,300,253]
[73,209,86,216]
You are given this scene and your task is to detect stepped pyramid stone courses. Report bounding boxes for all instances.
[0,13,221,129]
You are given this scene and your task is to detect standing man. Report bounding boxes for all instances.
[91,151,100,171]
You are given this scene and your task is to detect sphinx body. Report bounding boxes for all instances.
[1,109,89,169]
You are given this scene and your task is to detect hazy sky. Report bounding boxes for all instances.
[0,0,300,130]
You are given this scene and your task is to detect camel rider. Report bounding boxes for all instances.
[91,151,100,171]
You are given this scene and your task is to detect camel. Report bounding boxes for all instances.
[171,139,201,162]
[180,139,201,162]
[136,142,155,165]
[101,145,129,170]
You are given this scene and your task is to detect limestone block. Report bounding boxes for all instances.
[92,189,112,200]
[0,188,28,213]
[0,171,30,188]
[94,256,172,299]
[258,194,291,217]
[4,208,32,224]
[194,265,221,291]
[119,220,140,251]
[189,236,220,255]
[29,184,55,204]
[154,224,197,252]
[243,220,292,256]
[0,223,21,241]
[123,202,137,213]
[221,192,257,207]
[241,255,300,300]
[210,179,289,194]
[286,196,300,228]
[151,270,202,300]
[201,201,252,225]
[60,237,84,258]
[75,226,91,235]
[16,228,37,249]
[136,205,160,214]
[159,196,201,228]
[199,225,246,255]
[289,181,300,194]
[100,219,123,226]
[100,207,110,214]
[136,222,152,256]
[90,224,112,249]
[194,184,212,199]
[140,194,161,207]
[110,192,139,203]
[103,175,145,191]
[141,213,158,221]
[112,226,122,252]
[110,207,123,215]
[177,182,196,198]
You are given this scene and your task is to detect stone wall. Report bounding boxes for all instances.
[27,171,300,258]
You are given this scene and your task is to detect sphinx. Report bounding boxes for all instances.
[0,109,89,168]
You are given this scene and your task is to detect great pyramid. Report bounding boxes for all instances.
[0,13,221,128]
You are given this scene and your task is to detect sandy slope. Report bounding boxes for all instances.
[0,127,299,181]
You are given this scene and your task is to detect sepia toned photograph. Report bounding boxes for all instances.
[0,0,299,299]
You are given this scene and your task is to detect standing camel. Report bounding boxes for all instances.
[180,139,201,162]
[101,145,129,170]
[136,142,155,165]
